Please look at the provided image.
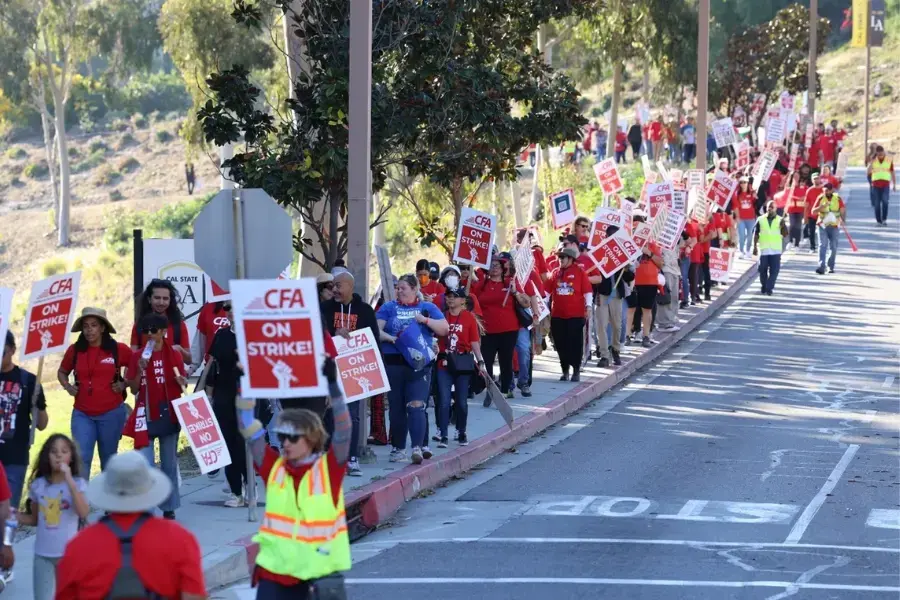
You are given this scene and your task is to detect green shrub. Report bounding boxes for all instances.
[154,130,173,143]
[116,133,137,151]
[67,147,81,159]
[41,257,68,277]
[143,193,213,238]
[102,207,147,256]
[88,140,109,154]
[132,115,149,129]
[110,119,130,132]
[116,72,191,117]
[109,189,125,202]
[72,150,106,174]
[5,147,26,160]
[96,251,120,270]
[94,167,122,186]
[23,161,49,179]
[117,157,140,173]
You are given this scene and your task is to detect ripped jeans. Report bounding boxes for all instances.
[385,361,430,450]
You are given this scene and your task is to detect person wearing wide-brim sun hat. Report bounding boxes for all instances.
[55,451,207,598]
[57,307,134,478]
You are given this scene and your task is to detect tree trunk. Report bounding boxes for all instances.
[451,178,464,236]
[642,64,650,104]
[53,99,72,247]
[607,62,623,157]
[39,108,60,227]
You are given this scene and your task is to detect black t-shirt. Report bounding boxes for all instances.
[0,366,46,466]
[207,328,240,404]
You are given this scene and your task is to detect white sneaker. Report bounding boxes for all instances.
[347,458,362,477]
[224,494,245,508]
[658,324,680,333]
[389,448,407,463]
[411,447,424,465]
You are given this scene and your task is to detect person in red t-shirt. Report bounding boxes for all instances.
[786,174,810,248]
[56,451,205,599]
[615,128,628,163]
[710,209,735,250]
[820,164,841,191]
[130,279,191,364]
[189,301,231,375]
[821,129,837,168]
[649,116,664,161]
[685,218,713,303]
[631,239,664,348]
[471,256,527,397]
[435,288,484,446]
[768,169,783,202]
[123,313,186,520]
[547,247,592,382]
[414,259,446,302]
[58,307,133,478]
[734,177,757,257]
[804,174,825,252]
[0,462,14,573]
[806,137,823,170]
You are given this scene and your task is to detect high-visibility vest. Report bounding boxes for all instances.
[756,215,783,253]
[254,455,351,581]
[871,158,891,182]
[817,194,842,227]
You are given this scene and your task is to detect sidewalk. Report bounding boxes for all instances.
[8,254,759,596]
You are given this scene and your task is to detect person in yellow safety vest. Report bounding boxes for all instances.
[237,356,352,600]
[866,145,896,226]
[752,200,789,296]
[814,183,847,275]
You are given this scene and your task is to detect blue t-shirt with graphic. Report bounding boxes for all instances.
[376,301,444,355]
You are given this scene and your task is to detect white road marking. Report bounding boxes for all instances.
[784,444,861,544]
[352,537,900,554]
[883,376,895,388]
[764,555,852,600]
[866,509,900,530]
[344,577,900,593]
[761,449,792,482]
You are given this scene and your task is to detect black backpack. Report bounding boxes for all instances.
[102,513,163,599]
[72,343,126,400]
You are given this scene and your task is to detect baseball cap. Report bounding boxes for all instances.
[558,247,578,260]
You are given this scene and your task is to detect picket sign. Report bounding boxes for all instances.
[751,149,779,192]
[331,327,391,403]
[641,154,654,180]
[804,122,815,146]
[694,193,711,226]
[709,248,734,282]
[453,207,497,270]
[656,161,672,182]
[620,198,635,234]
[766,117,787,145]
[0,288,13,365]
[646,182,674,220]
[655,210,688,251]
[593,158,625,196]
[172,392,232,474]
[649,205,669,242]
[589,207,627,249]
[669,169,684,184]
[734,140,751,170]
[549,189,577,230]
[514,243,535,288]
[672,190,687,214]
[587,230,643,278]
[21,272,81,362]
[632,222,652,249]
[706,170,739,211]
[686,169,704,191]
[712,117,738,147]
[230,278,328,399]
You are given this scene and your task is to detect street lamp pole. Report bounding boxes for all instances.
[808,0,818,121]
[696,0,710,172]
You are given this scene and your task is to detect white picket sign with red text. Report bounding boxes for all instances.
[20,272,81,361]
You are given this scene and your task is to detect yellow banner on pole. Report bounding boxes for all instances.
[851,0,869,48]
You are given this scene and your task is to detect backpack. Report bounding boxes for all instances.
[101,513,163,599]
[72,343,126,400]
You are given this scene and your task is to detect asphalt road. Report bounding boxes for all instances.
[221,168,900,599]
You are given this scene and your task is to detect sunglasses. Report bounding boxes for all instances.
[320,283,334,291]
[276,432,304,444]
[141,327,160,335]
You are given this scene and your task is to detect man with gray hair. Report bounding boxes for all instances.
[320,268,379,476]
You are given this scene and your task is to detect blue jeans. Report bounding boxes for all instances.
[515,328,531,389]
[872,186,890,222]
[4,463,26,508]
[385,363,429,450]
[758,254,782,293]
[139,433,180,512]
[71,404,127,478]
[436,368,470,437]
[615,150,626,163]
[680,257,690,303]
[738,220,754,255]
[683,144,696,164]
[818,226,839,270]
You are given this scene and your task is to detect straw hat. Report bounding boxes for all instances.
[71,307,116,334]
[86,451,172,513]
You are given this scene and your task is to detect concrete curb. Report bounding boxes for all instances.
[206,262,758,591]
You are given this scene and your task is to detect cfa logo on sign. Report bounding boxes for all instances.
[264,289,306,309]
[467,214,493,228]
[49,278,74,296]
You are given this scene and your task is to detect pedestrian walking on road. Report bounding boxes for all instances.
[753,201,789,296]
[55,451,206,599]
[804,174,824,252]
[734,177,757,258]
[237,358,352,600]
[58,308,129,479]
[814,183,846,275]
[17,434,89,600]
[867,146,896,226]
[547,247,592,382]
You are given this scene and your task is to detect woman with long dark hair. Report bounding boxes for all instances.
[131,279,191,364]
[58,308,132,477]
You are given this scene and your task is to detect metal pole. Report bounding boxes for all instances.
[696,0,710,172]
[133,229,144,317]
[864,44,871,158]
[349,0,373,462]
[232,189,257,522]
[808,0,818,121]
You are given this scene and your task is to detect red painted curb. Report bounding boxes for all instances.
[231,262,757,577]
